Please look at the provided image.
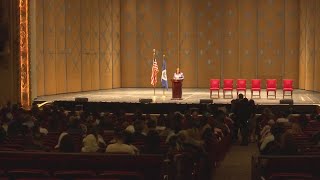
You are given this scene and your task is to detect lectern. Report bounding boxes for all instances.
[171,79,183,100]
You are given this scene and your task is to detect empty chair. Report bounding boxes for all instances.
[236,79,247,97]
[251,79,261,98]
[282,79,293,99]
[223,79,233,98]
[266,79,277,98]
[209,79,220,98]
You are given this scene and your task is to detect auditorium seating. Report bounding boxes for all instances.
[251,155,320,180]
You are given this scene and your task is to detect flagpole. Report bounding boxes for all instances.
[162,54,166,97]
[153,49,156,97]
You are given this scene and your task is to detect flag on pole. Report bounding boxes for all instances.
[161,58,168,90]
[151,59,159,86]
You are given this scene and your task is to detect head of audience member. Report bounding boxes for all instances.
[158,114,166,127]
[215,110,226,124]
[297,114,309,128]
[238,94,244,100]
[172,112,183,133]
[289,122,303,135]
[123,130,134,145]
[144,130,161,154]
[147,119,157,130]
[280,131,298,155]
[113,129,126,144]
[59,134,75,153]
[270,123,285,141]
[133,120,145,134]
[81,134,99,153]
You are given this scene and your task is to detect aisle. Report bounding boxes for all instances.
[212,143,259,180]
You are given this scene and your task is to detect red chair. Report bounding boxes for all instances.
[283,79,293,99]
[236,79,247,97]
[251,79,261,98]
[223,79,233,98]
[266,79,277,98]
[209,79,220,98]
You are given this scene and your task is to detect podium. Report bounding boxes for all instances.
[171,79,183,100]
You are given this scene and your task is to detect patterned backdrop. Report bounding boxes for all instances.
[34,0,320,95]
[300,0,320,91]
[121,0,300,88]
[36,0,120,96]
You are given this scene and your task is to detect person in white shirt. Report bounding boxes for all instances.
[173,68,184,80]
[81,134,99,153]
[106,130,135,155]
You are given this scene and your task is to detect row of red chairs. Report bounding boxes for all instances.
[209,79,293,99]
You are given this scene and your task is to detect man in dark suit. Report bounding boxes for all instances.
[233,94,252,145]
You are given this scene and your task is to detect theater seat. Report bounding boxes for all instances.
[269,172,313,180]
[98,171,144,180]
[54,170,96,178]
[8,169,50,178]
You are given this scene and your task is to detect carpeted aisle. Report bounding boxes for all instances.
[212,143,259,180]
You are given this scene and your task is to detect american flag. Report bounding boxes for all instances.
[151,59,159,86]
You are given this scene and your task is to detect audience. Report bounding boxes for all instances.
[106,130,136,155]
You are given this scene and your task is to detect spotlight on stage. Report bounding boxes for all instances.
[139,98,153,103]
[200,99,213,104]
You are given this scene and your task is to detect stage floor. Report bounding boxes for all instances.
[34,88,320,105]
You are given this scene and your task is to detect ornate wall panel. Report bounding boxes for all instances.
[35,0,120,95]
[284,0,299,87]
[239,0,257,86]
[315,0,320,92]
[179,0,197,87]
[299,0,306,89]
[112,0,121,88]
[121,0,300,88]
[36,0,44,96]
[43,0,57,95]
[120,0,137,87]
[299,0,320,91]
[222,0,239,80]
[162,0,179,88]
[305,0,315,90]
[55,0,67,94]
[258,0,285,88]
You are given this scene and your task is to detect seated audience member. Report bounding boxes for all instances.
[287,122,303,135]
[146,118,157,132]
[59,134,75,153]
[165,112,183,143]
[81,134,99,153]
[280,131,298,155]
[143,130,161,154]
[260,124,285,155]
[106,130,135,155]
[123,130,139,154]
[133,120,146,141]
[276,112,290,123]
[55,132,68,149]
[0,126,6,143]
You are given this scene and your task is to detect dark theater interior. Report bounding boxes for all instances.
[1,0,320,179]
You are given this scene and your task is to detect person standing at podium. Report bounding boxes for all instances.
[173,68,184,80]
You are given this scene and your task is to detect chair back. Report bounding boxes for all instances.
[223,79,233,88]
[266,79,277,89]
[283,79,293,89]
[210,79,220,89]
[237,79,246,88]
[251,79,261,89]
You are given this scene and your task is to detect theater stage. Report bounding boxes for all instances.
[34,88,320,105]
